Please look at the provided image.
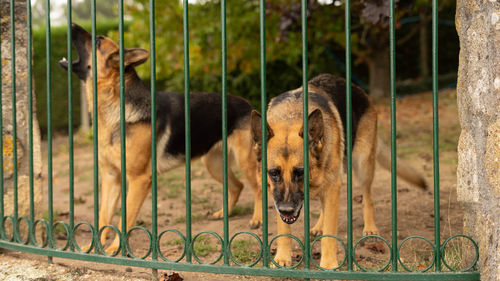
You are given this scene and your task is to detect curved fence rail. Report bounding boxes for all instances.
[0,0,481,280]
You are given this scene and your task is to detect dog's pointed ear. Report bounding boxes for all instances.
[250,110,273,145]
[109,48,150,68]
[307,109,324,142]
[299,109,324,157]
[124,48,149,67]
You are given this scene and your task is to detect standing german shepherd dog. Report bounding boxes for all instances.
[59,23,262,254]
[251,74,427,269]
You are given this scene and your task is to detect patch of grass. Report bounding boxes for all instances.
[193,235,218,257]
[166,182,184,199]
[231,239,259,265]
[41,211,66,237]
[190,196,210,204]
[443,242,466,271]
[164,238,184,246]
[231,205,253,217]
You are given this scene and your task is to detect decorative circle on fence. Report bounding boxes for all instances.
[441,234,479,272]
[72,222,95,253]
[228,231,263,267]
[269,234,304,269]
[190,231,224,265]
[310,234,347,271]
[353,235,392,272]
[397,236,435,272]
[32,219,49,248]
[157,229,186,262]
[17,216,30,245]
[2,216,15,242]
[52,221,71,251]
[96,225,121,257]
[125,226,152,259]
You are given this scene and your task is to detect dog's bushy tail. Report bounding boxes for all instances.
[376,136,428,190]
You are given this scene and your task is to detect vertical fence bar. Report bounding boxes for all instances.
[27,0,35,246]
[91,0,99,254]
[149,1,158,277]
[0,0,4,241]
[389,0,398,272]
[344,0,353,272]
[259,0,269,268]
[183,0,192,264]
[45,0,54,253]
[220,0,229,266]
[10,0,19,242]
[432,0,441,272]
[66,0,75,252]
[301,0,310,270]
[118,0,127,257]
[149,0,158,258]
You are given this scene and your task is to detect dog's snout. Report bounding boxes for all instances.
[277,204,295,216]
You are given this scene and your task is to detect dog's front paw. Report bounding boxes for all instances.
[249,218,261,229]
[310,228,322,237]
[320,257,338,270]
[80,243,93,252]
[362,228,379,236]
[104,244,120,255]
[271,252,292,268]
[362,227,380,243]
[212,209,224,220]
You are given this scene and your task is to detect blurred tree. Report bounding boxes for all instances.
[125,0,457,101]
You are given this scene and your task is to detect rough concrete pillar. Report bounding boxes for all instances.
[456,1,500,280]
[1,0,43,226]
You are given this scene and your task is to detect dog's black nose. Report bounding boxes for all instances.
[277,205,295,216]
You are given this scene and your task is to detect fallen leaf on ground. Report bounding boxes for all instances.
[159,272,183,281]
[363,242,386,254]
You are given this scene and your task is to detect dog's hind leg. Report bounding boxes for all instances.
[203,147,244,221]
[106,172,152,254]
[352,107,379,237]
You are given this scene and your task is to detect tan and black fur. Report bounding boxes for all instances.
[59,23,262,253]
[251,73,427,269]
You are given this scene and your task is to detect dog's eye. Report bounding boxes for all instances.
[292,167,304,182]
[268,168,282,182]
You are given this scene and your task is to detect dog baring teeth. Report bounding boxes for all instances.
[280,214,298,224]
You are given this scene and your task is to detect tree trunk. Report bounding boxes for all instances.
[367,47,390,98]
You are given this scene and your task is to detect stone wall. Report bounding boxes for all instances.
[455,1,500,280]
[1,0,43,223]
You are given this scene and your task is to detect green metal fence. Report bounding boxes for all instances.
[0,0,481,280]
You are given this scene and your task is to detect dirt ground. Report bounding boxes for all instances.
[1,89,474,280]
